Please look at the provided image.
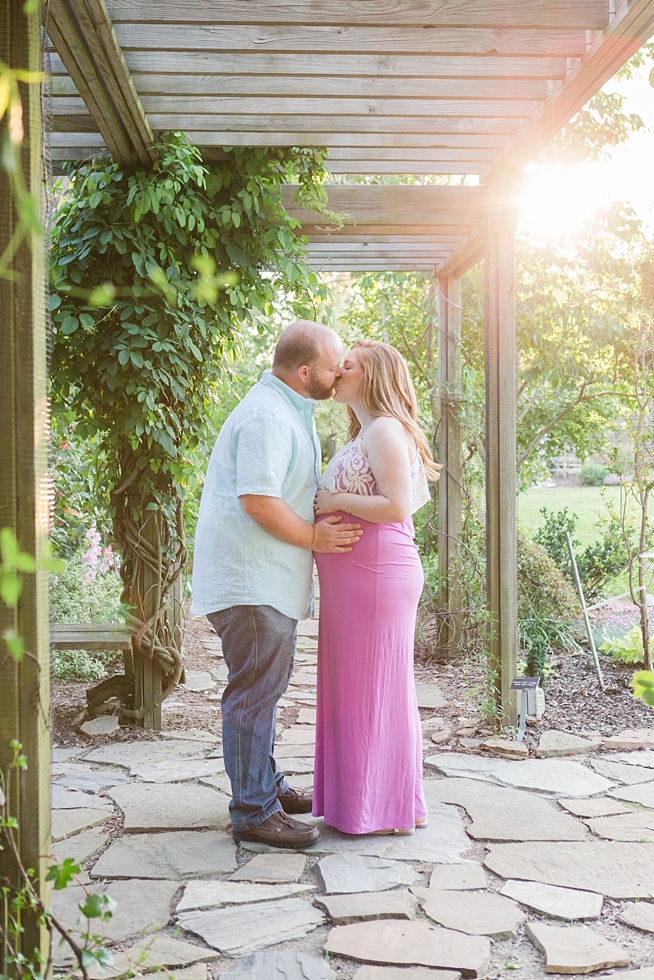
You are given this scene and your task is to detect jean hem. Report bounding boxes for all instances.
[231,799,283,833]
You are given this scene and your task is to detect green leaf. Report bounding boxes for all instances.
[0,527,18,565]
[2,629,24,662]
[0,572,21,608]
[60,315,79,335]
[46,858,81,890]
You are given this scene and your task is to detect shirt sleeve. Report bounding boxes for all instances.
[234,412,293,498]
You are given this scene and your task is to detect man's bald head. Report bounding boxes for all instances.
[272,320,338,374]
[272,320,343,400]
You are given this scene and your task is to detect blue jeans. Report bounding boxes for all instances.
[206,605,296,831]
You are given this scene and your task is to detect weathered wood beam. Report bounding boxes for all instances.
[187,132,513,149]
[437,275,463,658]
[51,51,572,80]
[49,0,156,167]
[127,96,540,119]
[105,0,610,30]
[326,162,486,175]
[0,0,51,964]
[56,72,551,101]
[301,223,475,237]
[328,148,498,162]
[112,24,590,57]
[435,230,485,278]
[146,115,524,135]
[306,235,469,245]
[307,263,438,272]
[484,177,520,726]
[485,0,654,180]
[283,184,487,228]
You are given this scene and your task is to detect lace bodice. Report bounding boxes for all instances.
[321,434,431,515]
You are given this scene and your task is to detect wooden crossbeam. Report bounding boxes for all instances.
[325,162,486,175]
[485,0,654,179]
[145,115,525,135]
[307,262,438,272]
[185,133,514,149]
[105,1,610,30]
[49,0,155,166]
[51,51,573,80]
[435,231,485,279]
[112,24,591,58]
[283,184,486,229]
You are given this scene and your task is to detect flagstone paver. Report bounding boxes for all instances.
[414,682,447,709]
[586,811,654,841]
[277,757,315,773]
[428,863,487,891]
[537,730,599,757]
[91,830,237,878]
[217,951,335,980]
[53,826,108,865]
[86,739,209,769]
[604,730,654,751]
[316,890,418,923]
[412,887,526,939]
[484,841,654,898]
[161,729,217,744]
[182,670,216,692]
[425,753,613,797]
[480,737,528,759]
[85,934,217,979]
[424,777,586,841]
[618,902,654,933]
[316,854,420,894]
[279,727,316,744]
[591,758,654,784]
[352,969,460,980]
[609,782,654,808]
[609,750,654,768]
[230,852,306,882]
[107,783,231,831]
[378,804,470,863]
[132,758,227,783]
[199,774,232,795]
[499,880,603,920]
[557,798,630,818]
[80,715,120,736]
[51,805,110,840]
[296,708,316,725]
[52,877,177,944]
[54,765,129,793]
[526,921,630,972]
[324,920,491,975]
[51,784,113,809]
[178,898,325,956]
[177,880,315,912]
[275,743,316,759]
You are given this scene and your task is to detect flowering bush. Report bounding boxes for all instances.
[81,524,116,584]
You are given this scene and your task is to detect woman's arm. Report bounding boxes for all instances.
[315,418,414,524]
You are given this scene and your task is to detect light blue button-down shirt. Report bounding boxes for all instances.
[190,371,321,621]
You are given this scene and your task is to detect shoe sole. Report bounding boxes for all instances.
[232,831,320,849]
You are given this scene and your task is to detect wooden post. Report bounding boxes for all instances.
[484,175,520,726]
[133,512,163,730]
[437,275,462,657]
[0,0,51,969]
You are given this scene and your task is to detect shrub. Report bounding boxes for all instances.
[533,506,629,603]
[50,548,125,681]
[600,625,644,664]
[580,462,609,486]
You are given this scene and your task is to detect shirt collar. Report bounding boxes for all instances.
[260,370,317,417]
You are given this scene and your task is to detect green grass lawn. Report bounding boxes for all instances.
[517,486,624,547]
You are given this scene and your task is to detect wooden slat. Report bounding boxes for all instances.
[105,0,610,30]
[132,96,540,118]
[435,230,485,278]
[326,161,485,174]
[49,51,573,80]
[184,132,513,148]
[301,223,476,236]
[308,262,438,271]
[328,148,497,161]
[113,24,590,57]
[123,73,551,101]
[306,235,469,244]
[49,0,155,166]
[484,0,654,180]
[283,183,486,227]
[308,242,454,252]
[145,115,525,135]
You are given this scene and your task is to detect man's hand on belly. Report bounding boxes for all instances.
[239,495,362,553]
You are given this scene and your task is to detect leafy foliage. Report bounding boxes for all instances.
[601,625,645,663]
[49,135,331,711]
[579,462,609,486]
[533,506,630,603]
[631,668,654,706]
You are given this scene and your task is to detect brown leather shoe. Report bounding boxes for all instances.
[232,811,320,849]
[278,785,313,814]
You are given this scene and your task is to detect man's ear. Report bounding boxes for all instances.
[297,364,311,384]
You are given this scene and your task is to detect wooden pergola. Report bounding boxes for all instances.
[3,1,654,961]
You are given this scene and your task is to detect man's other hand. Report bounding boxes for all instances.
[312,515,362,553]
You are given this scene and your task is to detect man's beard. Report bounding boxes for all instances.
[305,369,336,400]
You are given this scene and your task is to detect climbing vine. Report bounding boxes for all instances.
[50,133,330,717]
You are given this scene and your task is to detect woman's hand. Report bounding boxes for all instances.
[314,489,343,516]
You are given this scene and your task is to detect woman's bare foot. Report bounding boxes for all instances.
[370,828,414,836]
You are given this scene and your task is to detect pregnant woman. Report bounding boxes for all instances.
[312,339,440,835]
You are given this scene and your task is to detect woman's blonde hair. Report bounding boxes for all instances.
[346,339,441,482]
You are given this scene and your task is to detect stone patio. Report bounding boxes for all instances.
[48,616,654,979]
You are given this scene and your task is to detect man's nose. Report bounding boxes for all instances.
[335,366,342,377]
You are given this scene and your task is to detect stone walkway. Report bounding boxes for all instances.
[50,619,654,980]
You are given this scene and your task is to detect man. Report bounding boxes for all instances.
[191,320,362,848]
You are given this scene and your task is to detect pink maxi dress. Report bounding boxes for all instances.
[312,435,430,834]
